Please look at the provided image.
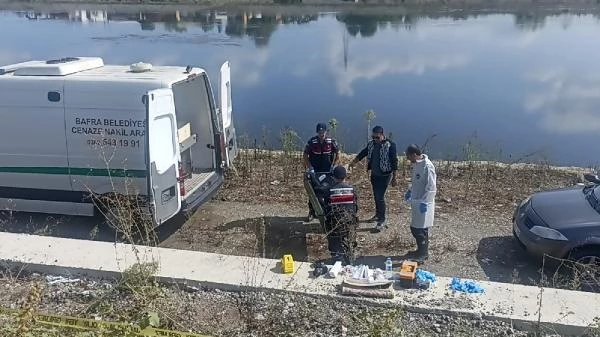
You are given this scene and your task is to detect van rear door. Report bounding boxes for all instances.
[219,61,238,167]
[145,88,181,225]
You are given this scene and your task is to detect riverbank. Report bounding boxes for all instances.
[157,148,591,289]
[0,150,595,336]
[218,149,586,221]
[0,147,590,287]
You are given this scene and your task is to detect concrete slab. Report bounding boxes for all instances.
[0,232,598,336]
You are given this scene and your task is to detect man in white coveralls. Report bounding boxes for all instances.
[403,144,437,262]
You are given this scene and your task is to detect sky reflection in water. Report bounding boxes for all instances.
[1,9,599,166]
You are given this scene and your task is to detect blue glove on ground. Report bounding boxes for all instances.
[419,202,428,214]
[416,269,437,283]
[450,277,485,293]
[404,190,411,201]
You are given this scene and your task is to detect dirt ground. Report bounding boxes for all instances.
[159,150,588,287]
[0,150,590,288]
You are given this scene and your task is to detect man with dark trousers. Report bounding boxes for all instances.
[349,125,398,232]
[311,165,358,264]
[303,122,339,222]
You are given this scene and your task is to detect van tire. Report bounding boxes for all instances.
[93,193,154,243]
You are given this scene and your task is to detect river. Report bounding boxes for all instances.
[1,7,599,166]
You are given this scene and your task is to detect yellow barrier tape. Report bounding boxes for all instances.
[0,307,209,337]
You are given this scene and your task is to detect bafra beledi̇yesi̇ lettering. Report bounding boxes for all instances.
[74,117,146,128]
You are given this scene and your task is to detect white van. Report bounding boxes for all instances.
[0,56,238,226]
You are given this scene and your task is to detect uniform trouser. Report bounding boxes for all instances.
[370,174,392,222]
[325,214,357,264]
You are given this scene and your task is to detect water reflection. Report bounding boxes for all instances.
[17,10,318,47]
[15,8,595,45]
[325,33,470,96]
[524,69,600,134]
[4,8,600,165]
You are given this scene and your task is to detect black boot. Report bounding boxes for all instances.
[414,230,429,262]
[408,227,429,261]
[414,240,429,262]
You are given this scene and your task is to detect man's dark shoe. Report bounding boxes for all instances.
[408,245,429,262]
[413,250,429,262]
[406,243,428,261]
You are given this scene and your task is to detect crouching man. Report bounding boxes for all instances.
[312,166,359,265]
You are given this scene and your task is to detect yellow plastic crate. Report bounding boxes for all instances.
[281,254,295,274]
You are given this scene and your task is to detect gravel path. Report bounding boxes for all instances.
[0,272,536,337]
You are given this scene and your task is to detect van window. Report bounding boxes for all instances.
[149,115,176,173]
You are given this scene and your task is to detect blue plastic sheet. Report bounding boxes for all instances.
[450,277,485,293]
[416,269,437,284]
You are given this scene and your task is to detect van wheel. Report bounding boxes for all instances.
[568,247,600,293]
[103,206,124,231]
[94,194,155,244]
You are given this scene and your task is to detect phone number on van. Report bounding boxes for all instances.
[87,139,141,148]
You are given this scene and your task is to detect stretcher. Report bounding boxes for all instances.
[303,171,334,229]
[303,171,358,264]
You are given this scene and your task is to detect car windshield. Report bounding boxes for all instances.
[586,185,600,214]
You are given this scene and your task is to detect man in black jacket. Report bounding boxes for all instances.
[311,166,358,264]
[349,125,398,232]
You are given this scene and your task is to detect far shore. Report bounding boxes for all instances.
[2,0,600,16]
[239,148,596,174]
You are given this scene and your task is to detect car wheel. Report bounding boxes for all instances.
[568,247,600,293]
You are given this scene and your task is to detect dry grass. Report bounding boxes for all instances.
[219,149,586,220]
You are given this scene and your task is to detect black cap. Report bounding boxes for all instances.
[316,122,328,133]
[406,144,422,156]
[372,125,384,134]
[332,166,347,179]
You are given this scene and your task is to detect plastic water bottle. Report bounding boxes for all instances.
[385,257,393,279]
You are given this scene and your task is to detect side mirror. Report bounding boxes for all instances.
[584,173,600,184]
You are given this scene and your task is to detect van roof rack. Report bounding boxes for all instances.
[0,57,104,76]
[0,61,41,75]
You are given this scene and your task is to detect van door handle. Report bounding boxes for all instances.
[206,144,215,149]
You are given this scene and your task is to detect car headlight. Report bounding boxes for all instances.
[530,226,568,241]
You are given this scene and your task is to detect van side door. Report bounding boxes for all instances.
[145,88,181,225]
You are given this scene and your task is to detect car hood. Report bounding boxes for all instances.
[530,186,600,229]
